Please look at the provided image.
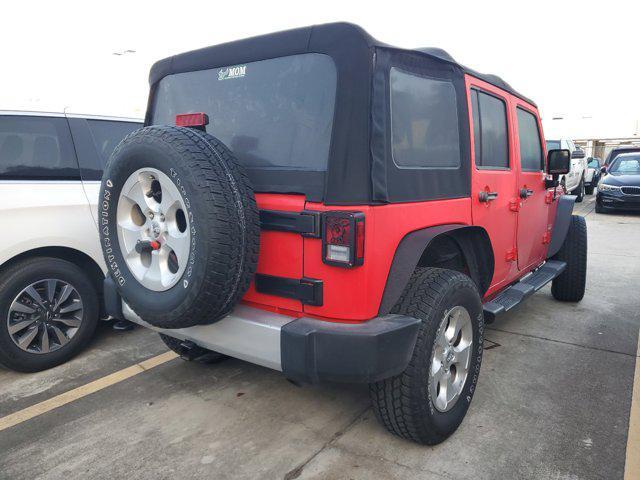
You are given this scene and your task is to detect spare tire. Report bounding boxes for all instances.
[99,126,260,328]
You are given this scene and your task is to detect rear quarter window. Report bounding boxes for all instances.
[86,119,140,168]
[0,115,78,180]
[390,67,461,169]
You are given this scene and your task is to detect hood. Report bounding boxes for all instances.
[602,173,640,186]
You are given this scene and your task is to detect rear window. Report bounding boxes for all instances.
[152,53,337,172]
[0,115,78,180]
[389,67,461,169]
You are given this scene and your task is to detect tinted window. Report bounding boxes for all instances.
[153,53,337,172]
[610,156,640,174]
[517,108,543,171]
[86,120,140,168]
[0,116,78,179]
[390,68,460,168]
[470,89,509,168]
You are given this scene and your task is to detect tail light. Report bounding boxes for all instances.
[322,211,365,267]
[175,112,209,130]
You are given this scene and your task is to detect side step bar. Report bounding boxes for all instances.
[483,260,566,321]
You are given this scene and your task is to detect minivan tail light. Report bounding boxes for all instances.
[175,112,209,129]
[322,211,365,267]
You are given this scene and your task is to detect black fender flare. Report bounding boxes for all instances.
[547,195,576,258]
[378,224,494,315]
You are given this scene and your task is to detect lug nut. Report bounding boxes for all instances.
[149,212,154,219]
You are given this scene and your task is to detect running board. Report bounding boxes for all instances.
[483,260,566,321]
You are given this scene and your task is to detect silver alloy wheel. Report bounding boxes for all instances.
[117,168,191,291]
[7,279,83,354]
[429,305,473,412]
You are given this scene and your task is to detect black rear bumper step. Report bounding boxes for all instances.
[483,260,566,321]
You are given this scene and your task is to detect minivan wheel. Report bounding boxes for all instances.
[551,215,587,302]
[0,257,99,372]
[100,126,260,329]
[369,268,484,445]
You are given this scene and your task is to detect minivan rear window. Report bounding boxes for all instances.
[152,53,337,172]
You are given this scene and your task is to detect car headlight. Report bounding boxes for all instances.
[598,183,621,192]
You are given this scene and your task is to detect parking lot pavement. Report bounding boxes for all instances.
[1,194,638,480]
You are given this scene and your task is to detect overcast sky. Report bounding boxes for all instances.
[2,0,638,139]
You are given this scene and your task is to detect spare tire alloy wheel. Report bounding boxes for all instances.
[100,126,260,329]
[118,168,190,291]
[7,279,83,354]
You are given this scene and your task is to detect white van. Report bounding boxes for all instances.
[0,111,140,371]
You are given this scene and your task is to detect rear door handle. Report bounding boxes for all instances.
[519,188,534,199]
[478,191,499,202]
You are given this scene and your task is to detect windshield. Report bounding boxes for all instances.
[546,140,560,151]
[609,156,640,175]
[152,53,337,172]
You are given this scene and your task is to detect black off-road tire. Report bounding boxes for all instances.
[369,268,484,445]
[159,334,228,363]
[573,177,585,202]
[0,257,99,372]
[551,215,587,302]
[100,126,260,329]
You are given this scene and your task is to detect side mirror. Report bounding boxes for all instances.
[547,149,571,175]
[600,166,607,174]
[571,149,586,159]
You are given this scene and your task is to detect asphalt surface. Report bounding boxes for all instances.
[1,194,638,480]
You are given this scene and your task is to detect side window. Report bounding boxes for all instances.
[390,67,461,169]
[516,108,544,172]
[86,120,140,168]
[0,116,78,180]
[470,89,509,168]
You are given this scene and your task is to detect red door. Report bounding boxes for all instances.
[466,76,519,295]
[512,102,550,271]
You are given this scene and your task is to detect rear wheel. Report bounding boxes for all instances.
[0,257,99,372]
[159,334,228,363]
[584,184,594,195]
[551,215,587,302]
[369,268,484,445]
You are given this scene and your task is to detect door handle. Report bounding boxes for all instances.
[519,188,534,199]
[478,191,499,202]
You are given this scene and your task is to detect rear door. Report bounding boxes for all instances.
[466,77,519,293]
[513,103,550,271]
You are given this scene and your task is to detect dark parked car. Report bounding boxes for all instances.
[604,146,640,167]
[596,153,640,213]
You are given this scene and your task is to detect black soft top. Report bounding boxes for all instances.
[147,23,536,204]
[149,23,534,106]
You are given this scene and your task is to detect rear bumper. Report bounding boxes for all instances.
[105,278,420,383]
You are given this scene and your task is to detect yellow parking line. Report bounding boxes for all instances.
[0,350,178,433]
[625,329,640,480]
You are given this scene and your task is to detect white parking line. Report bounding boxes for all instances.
[0,351,177,433]
[625,328,640,480]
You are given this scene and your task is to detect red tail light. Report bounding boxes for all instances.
[322,211,365,267]
[175,112,209,129]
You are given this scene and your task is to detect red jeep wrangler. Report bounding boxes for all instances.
[101,23,587,445]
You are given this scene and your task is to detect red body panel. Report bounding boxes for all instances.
[243,193,305,311]
[240,76,559,323]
